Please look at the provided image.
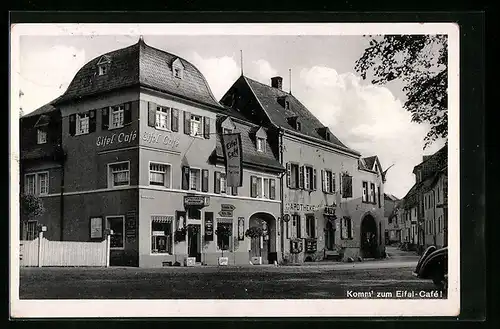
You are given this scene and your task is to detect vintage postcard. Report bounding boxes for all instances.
[10,22,459,317]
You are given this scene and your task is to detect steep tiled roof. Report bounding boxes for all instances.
[214,115,283,172]
[413,144,448,178]
[242,77,359,155]
[55,39,222,109]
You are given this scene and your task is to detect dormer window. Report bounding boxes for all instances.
[172,58,185,79]
[37,129,47,144]
[325,132,330,141]
[223,128,232,135]
[98,65,108,76]
[296,121,302,131]
[257,137,266,152]
[285,100,290,110]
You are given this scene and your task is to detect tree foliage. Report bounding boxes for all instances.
[355,35,448,149]
[20,193,45,221]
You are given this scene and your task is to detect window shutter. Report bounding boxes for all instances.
[270,179,276,200]
[202,169,209,192]
[250,176,257,198]
[148,102,156,127]
[286,163,291,188]
[184,111,191,135]
[340,218,344,239]
[321,170,325,192]
[214,171,221,194]
[299,166,304,189]
[124,102,132,125]
[182,166,190,190]
[231,186,238,196]
[89,110,96,133]
[101,107,109,130]
[348,218,354,239]
[171,108,179,132]
[69,114,76,136]
[203,117,210,139]
[313,168,317,190]
[332,173,336,193]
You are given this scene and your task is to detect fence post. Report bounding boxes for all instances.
[38,231,44,268]
[105,229,113,268]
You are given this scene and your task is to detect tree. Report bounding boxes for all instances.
[355,35,448,149]
[20,194,45,221]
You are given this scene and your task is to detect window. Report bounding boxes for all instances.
[257,137,266,152]
[377,186,381,208]
[341,174,353,198]
[110,105,124,129]
[362,182,369,202]
[149,163,171,188]
[370,183,376,203]
[22,221,38,240]
[190,114,202,137]
[285,100,290,110]
[323,170,335,193]
[223,128,232,134]
[217,222,232,251]
[107,216,124,249]
[296,121,302,131]
[292,214,301,238]
[190,168,201,191]
[188,208,201,220]
[151,216,173,254]
[108,162,130,187]
[155,106,171,130]
[37,129,47,144]
[98,65,108,76]
[304,166,315,190]
[341,217,353,239]
[24,172,48,196]
[306,215,315,238]
[76,113,89,135]
[220,173,227,194]
[287,163,300,189]
[250,176,276,199]
[174,67,182,78]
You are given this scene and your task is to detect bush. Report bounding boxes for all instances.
[20,194,45,220]
[245,226,264,239]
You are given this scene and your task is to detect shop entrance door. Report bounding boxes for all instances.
[324,220,335,250]
[188,224,201,262]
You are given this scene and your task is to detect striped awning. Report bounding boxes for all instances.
[152,215,174,223]
[216,217,233,224]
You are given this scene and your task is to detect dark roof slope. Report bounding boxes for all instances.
[242,77,358,154]
[214,116,283,172]
[363,156,377,170]
[413,144,448,179]
[21,97,61,118]
[55,39,222,109]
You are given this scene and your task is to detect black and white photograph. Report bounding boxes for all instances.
[10,22,460,317]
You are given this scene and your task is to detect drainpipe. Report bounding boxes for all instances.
[433,190,437,246]
[58,138,65,241]
[278,128,285,262]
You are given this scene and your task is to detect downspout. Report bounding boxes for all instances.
[59,151,65,241]
[433,190,437,246]
[278,128,285,263]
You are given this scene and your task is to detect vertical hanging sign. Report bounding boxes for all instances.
[221,133,243,187]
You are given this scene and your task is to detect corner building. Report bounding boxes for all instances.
[221,76,386,262]
[20,39,283,267]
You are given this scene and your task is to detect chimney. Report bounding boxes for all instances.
[271,76,283,90]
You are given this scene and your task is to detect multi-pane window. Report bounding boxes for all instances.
[257,137,266,152]
[306,215,315,238]
[292,214,301,238]
[190,168,201,191]
[76,113,89,135]
[323,170,335,193]
[288,163,300,188]
[220,173,227,194]
[370,183,376,203]
[362,182,369,202]
[37,129,47,144]
[304,166,314,190]
[98,65,108,76]
[155,106,171,130]
[149,163,171,188]
[107,216,124,249]
[110,105,124,129]
[263,178,270,198]
[24,172,48,196]
[151,216,173,254]
[250,176,276,200]
[190,115,202,137]
[217,222,232,251]
[109,162,130,187]
[22,221,38,241]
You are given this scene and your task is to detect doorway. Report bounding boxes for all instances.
[360,214,378,258]
[324,220,335,250]
[249,213,276,264]
[188,224,201,262]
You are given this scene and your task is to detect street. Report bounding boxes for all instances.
[19,247,445,299]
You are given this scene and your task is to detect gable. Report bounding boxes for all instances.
[221,117,236,131]
[97,55,111,65]
[255,127,267,139]
[172,58,185,69]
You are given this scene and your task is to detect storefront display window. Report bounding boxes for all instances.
[151,216,173,254]
[107,216,124,249]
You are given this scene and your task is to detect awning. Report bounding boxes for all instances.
[152,215,174,223]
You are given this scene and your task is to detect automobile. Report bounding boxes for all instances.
[413,246,448,288]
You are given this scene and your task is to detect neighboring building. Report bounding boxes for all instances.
[384,194,401,244]
[220,75,386,262]
[402,145,448,251]
[19,38,285,267]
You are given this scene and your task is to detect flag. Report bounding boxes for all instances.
[221,133,243,187]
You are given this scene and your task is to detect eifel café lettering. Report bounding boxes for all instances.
[142,131,180,148]
[96,130,138,147]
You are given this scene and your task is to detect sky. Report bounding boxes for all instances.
[17,34,446,199]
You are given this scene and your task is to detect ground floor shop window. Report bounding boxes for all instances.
[151,216,173,254]
[107,216,124,249]
[306,214,315,238]
[292,214,301,238]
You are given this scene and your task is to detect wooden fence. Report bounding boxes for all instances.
[20,237,109,267]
